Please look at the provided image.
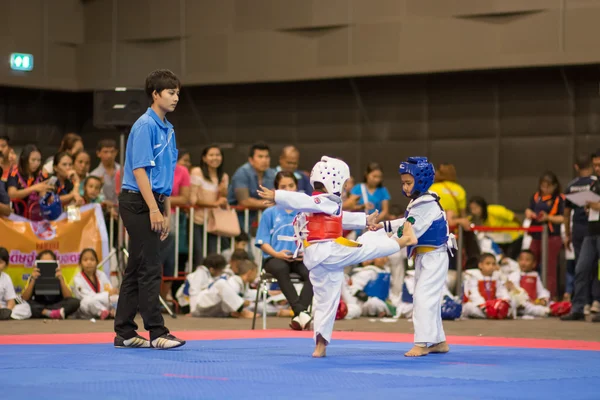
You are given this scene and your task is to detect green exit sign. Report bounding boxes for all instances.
[10,53,34,71]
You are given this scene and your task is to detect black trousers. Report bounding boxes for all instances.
[114,191,169,341]
[29,298,80,319]
[263,258,313,316]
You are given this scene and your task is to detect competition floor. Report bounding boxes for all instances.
[1,328,600,400]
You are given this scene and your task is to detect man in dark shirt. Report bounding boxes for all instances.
[564,155,596,298]
[0,163,11,217]
[563,150,600,322]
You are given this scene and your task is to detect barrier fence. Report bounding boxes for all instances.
[107,210,550,298]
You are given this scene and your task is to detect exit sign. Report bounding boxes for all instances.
[10,53,34,71]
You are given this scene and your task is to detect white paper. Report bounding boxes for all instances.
[589,209,600,222]
[565,190,600,207]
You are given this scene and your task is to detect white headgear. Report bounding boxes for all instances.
[310,156,350,195]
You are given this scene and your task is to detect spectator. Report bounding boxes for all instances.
[221,231,250,262]
[564,154,597,301]
[159,150,191,301]
[524,171,565,299]
[346,162,391,223]
[468,196,522,259]
[51,151,83,206]
[227,142,276,231]
[0,171,10,217]
[0,136,13,182]
[276,146,312,195]
[256,171,313,330]
[190,144,230,265]
[429,163,468,228]
[21,250,80,319]
[0,247,32,320]
[90,139,120,205]
[43,133,83,174]
[72,150,91,193]
[562,150,600,322]
[6,145,53,218]
[81,176,104,205]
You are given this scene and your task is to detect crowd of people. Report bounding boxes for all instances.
[1,131,600,329]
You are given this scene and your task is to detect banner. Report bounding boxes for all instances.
[0,204,109,293]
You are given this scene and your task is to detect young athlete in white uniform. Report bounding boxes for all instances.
[258,156,416,357]
[373,157,456,357]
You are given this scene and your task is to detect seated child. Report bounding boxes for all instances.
[71,248,119,319]
[227,259,259,317]
[339,274,363,320]
[223,249,250,278]
[0,247,31,320]
[186,254,250,318]
[21,250,80,319]
[221,232,250,262]
[349,257,393,317]
[505,250,553,318]
[462,253,512,319]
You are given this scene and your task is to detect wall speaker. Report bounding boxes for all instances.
[93,88,148,128]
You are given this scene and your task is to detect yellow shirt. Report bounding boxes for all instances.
[483,204,521,242]
[429,181,466,214]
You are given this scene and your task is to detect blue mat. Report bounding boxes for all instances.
[1,338,599,400]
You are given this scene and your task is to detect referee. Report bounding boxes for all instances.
[114,69,185,349]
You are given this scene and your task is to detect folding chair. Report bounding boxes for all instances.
[251,264,303,330]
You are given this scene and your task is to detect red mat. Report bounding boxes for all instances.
[1,329,599,351]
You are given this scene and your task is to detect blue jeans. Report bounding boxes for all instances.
[572,235,600,312]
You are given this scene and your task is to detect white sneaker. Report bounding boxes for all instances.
[290,311,312,331]
[591,301,600,313]
[584,304,591,315]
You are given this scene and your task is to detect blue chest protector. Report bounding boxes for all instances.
[363,272,391,301]
[405,193,449,257]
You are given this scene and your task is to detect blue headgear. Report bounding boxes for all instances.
[398,156,435,198]
[39,192,62,221]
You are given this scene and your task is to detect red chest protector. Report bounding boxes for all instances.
[306,213,343,242]
[520,275,537,301]
[478,280,497,301]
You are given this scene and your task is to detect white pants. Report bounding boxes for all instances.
[362,297,390,317]
[521,302,549,317]
[395,302,414,319]
[10,303,32,320]
[191,279,244,317]
[462,302,486,318]
[307,230,400,344]
[79,293,112,318]
[412,250,448,344]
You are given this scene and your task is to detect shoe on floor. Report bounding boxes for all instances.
[151,334,186,349]
[49,308,65,320]
[114,335,150,348]
[560,312,585,321]
[590,301,600,313]
[584,304,591,315]
[290,311,312,331]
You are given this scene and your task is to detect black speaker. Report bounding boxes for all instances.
[93,88,148,128]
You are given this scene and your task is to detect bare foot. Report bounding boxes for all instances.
[240,309,256,318]
[428,341,450,354]
[404,345,429,357]
[378,311,387,318]
[312,335,327,358]
[277,309,294,318]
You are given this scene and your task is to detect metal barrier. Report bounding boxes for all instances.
[454,224,546,299]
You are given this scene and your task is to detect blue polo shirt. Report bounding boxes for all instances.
[227,163,276,205]
[121,108,178,196]
[255,206,297,259]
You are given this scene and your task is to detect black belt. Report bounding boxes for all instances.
[123,190,167,203]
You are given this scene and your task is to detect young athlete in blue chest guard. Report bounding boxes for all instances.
[374,157,456,357]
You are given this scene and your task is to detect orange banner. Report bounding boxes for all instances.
[0,204,109,294]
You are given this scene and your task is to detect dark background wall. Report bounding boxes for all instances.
[2,65,599,211]
[2,0,600,90]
